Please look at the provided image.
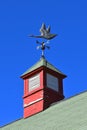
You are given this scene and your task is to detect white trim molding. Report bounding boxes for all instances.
[24,97,43,108]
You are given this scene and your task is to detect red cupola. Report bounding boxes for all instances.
[21,57,67,118]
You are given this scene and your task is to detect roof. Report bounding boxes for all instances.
[1,91,87,130]
[21,57,66,77]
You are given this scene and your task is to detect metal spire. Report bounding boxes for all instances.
[36,40,50,58]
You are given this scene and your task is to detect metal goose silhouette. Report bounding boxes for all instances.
[29,23,57,40]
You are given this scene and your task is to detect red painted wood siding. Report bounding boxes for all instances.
[24,100,43,118]
[24,79,28,95]
[24,90,43,107]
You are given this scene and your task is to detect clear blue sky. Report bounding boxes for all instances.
[0,0,87,127]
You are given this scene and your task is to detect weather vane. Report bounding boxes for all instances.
[29,23,57,58]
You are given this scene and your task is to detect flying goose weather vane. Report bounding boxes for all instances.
[29,23,57,58]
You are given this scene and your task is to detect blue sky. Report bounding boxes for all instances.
[0,0,87,127]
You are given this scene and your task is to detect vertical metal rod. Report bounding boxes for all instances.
[42,50,44,57]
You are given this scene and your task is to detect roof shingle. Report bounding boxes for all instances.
[21,57,66,77]
[1,91,87,130]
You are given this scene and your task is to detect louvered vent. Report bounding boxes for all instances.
[29,74,40,91]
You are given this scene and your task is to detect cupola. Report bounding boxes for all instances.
[21,57,66,118]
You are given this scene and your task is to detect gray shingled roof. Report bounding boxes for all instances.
[1,91,87,130]
[21,57,66,77]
